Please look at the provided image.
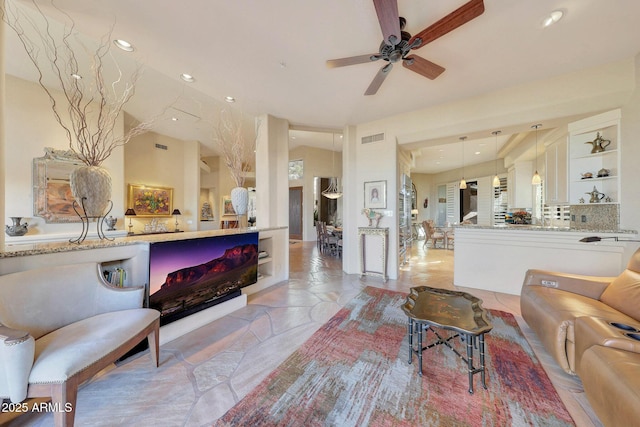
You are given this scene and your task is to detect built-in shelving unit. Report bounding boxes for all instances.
[242,228,288,295]
[0,227,289,344]
[568,109,621,205]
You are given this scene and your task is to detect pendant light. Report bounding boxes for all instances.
[531,124,542,185]
[459,136,467,190]
[322,133,343,199]
[492,130,501,187]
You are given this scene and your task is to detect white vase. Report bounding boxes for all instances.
[231,187,248,215]
[70,166,112,217]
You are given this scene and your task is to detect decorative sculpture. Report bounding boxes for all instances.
[362,208,383,227]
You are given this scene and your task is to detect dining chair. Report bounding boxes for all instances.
[424,220,446,249]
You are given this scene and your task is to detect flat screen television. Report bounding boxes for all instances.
[148,232,259,325]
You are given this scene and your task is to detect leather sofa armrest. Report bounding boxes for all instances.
[523,269,615,300]
[0,323,35,403]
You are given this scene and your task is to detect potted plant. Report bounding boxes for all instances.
[212,111,260,216]
[3,2,153,218]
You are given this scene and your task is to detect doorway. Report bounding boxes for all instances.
[289,186,303,240]
[315,177,338,226]
[460,181,478,224]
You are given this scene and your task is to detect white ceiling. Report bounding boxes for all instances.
[4,0,640,173]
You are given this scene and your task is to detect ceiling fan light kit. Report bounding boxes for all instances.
[327,0,485,95]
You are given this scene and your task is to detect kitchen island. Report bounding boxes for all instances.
[454,225,639,295]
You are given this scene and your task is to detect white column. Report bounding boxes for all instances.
[255,114,289,228]
[342,125,358,274]
[183,140,200,231]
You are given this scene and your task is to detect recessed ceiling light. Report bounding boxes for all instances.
[113,39,134,52]
[171,117,178,121]
[180,73,195,83]
[543,10,564,27]
[71,73,82,80]
[225,96,235,103]
[475,151,481,155]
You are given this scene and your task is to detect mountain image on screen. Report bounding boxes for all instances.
[150,243,258,321]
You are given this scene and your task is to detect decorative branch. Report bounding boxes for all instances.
[211,110,260,188]
[1,0,154,166]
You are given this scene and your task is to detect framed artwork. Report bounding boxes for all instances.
[364,180,386,209]
[33,148,83,223]
[127,184,173,217]
[223,196,236,215]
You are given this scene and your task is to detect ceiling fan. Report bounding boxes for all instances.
[326,0,485,95]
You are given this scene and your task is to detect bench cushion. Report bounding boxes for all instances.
[29,309,159,383]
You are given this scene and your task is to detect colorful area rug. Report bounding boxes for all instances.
[215,286,574,426]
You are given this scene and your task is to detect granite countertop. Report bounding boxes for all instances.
[0,226,286,258]
[454,224,638,234]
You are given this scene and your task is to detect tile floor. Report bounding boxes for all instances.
[3,240,602,426]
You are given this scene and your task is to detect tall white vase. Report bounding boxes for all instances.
[231,187,248,215]
[70,166,112,217]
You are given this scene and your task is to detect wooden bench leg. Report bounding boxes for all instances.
[51,380,78,427]
[148,320,160,367]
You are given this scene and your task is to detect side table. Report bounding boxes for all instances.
[358,227,389,282]
[401,286,493,394]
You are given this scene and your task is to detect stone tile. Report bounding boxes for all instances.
[4,240,601,427]
[185,383,237,426]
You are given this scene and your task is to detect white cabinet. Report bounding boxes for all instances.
[507,161,533,209]
[545,137,568,204]
[568,110,621,205]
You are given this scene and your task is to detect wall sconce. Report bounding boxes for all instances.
[172,209,182,232]
[124,208,136,235]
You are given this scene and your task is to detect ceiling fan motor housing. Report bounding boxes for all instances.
[378,29,413,63]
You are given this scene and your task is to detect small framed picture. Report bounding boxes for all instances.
[364,180,386,209]
[222,196,236,215]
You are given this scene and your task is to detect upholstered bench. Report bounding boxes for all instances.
[0,262,160,427]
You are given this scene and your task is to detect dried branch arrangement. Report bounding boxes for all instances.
[212,110,260,188]
[2,0,153,166]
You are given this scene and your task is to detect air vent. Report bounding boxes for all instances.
[155,143,168,150]
[361,133,385,144]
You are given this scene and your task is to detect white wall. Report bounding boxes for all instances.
[342,124,398,279]
[4,75,125,238]
[619,53,640,231]
[124,131,193,233]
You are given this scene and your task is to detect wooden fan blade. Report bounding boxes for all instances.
[409,0,485,48]
[402,55,445,80]
[373,0,400,46]
[365,63,393,96]
[326,54,379,68]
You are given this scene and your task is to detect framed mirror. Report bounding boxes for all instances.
[32,147,82,223]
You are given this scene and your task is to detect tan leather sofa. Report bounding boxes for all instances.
[520,250,640,426]
[520,248,640,427]
[0,262,160,427]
